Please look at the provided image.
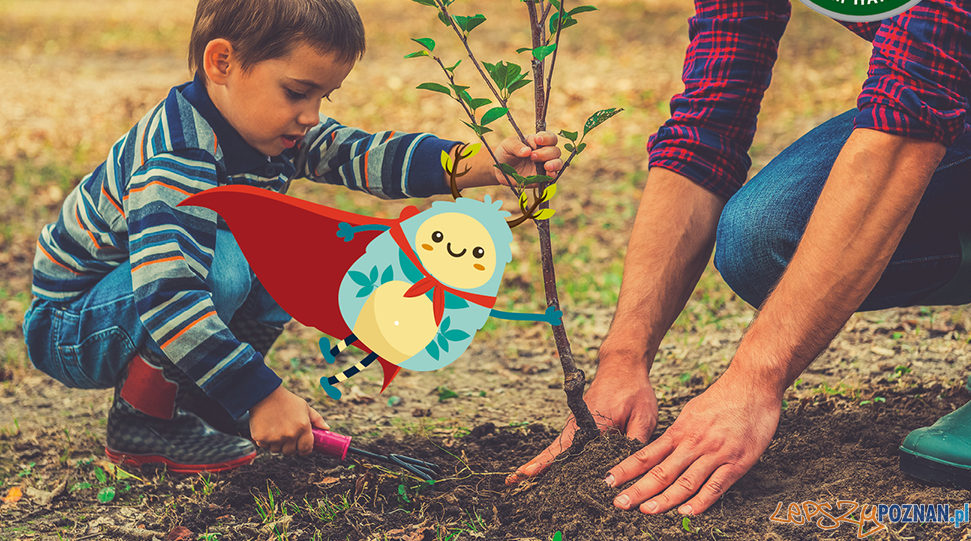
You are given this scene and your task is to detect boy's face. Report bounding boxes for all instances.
[215,43,354,157]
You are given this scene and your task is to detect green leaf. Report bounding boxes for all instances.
[496,163,527,185]
[523,174,554,185]
[437,387,459,401]
[479,107,508,126]
[454,14,486,33]
[397,484,411,503]
[576,142,587,154]
[410,0,437,6]
[549,0,561,9]
[569,5,599,16]
[558,129,578,142]
[469,97,492,111]
[70,482,93,492]
[411,37,436,51]
[583,107,623,135]
[97,486,116,504]
[445,59,462,73]
[506,77,532,95]
[550,13,578,34]
[532,44,557,61]
[94,467,107,484]
[564,143,575,153]
[461,120,493,137]
[416,82,452,97]
[437,11,451,26]
[404,51,429,59]
[516,47,531,54]
[553,533,563,541]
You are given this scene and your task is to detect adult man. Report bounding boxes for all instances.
[507,0,971,515]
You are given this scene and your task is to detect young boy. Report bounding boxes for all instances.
[23,0,561,473]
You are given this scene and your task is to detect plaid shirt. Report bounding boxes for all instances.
[648,0,971,199]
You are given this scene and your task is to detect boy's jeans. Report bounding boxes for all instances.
[23,228,291,389]
[715,109,971,311]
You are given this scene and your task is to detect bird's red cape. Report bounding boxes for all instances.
[180,184,420,392]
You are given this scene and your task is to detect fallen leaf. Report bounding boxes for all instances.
[167,525,194,541]
[2,486,22,503]
[24,486,55,506]
[318,476,340,486]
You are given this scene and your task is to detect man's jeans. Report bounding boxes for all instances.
[23,228,291,389]
[715,109,971,311]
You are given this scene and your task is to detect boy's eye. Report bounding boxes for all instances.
[431,231,444,243]
[285,88,308,101]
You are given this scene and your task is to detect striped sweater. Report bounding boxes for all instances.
[31,77,456,418]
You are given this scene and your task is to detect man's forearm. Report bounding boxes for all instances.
[732,129,946,398]
[601,168,726,370]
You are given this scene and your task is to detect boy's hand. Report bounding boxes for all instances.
[450,132,562,190]
[249,386,330,456]
[493,132,562,186]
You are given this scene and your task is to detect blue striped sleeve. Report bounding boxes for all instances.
[126,149,282,418]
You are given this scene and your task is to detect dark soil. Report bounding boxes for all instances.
[4,374,971,541]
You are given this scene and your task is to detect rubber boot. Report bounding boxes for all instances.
[178,314,284,439]
[105,348,257,474]
[899,400,971,490]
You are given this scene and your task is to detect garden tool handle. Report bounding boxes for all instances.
[312,428,351,460]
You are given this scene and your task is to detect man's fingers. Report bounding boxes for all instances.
[634,457,720,514]
[677,463,749,515]
[605,435,676,488]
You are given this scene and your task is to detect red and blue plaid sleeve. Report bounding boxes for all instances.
[648,0,791,199]
[853,0,971,146]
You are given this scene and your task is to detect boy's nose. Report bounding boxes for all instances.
[297,105,319,127]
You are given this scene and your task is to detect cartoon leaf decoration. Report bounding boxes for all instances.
[441,150,453,173]
[426,341,440,360]
[542,183,557,202]
[399,251,424,283]
[381,266,394,285]
[444,329,470,341]
[444,294,469,309]
[441,316,451,331]
[368,266,379,284]
[460,143,481,160]
[356,285,374,298]
[438,334,450,352]
[411,37,436,52]
[533,208,556,221]
[416,82,452,97]
[519,191,529,209]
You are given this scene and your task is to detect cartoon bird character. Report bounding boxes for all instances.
[180,147,561,400]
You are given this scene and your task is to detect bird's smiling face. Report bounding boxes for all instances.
[414,213,497,289]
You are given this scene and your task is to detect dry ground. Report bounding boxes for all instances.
[2,0,971,540]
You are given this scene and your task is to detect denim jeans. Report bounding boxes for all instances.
[715,109,971,311]
[22,227,291,389]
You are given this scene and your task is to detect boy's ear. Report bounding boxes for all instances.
[203,39,235,86]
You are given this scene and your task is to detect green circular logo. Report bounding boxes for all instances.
[795,0,922,22]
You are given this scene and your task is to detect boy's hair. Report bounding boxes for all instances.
[188,0,366,77]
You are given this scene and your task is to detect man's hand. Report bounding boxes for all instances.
[249,386,329,456]
[506,361,658,484]
[604,368,780,515]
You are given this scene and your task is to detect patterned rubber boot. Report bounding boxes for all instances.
[105,348,257,474]
[178,314,284,439]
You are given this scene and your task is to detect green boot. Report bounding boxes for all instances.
[899,400,971,490]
